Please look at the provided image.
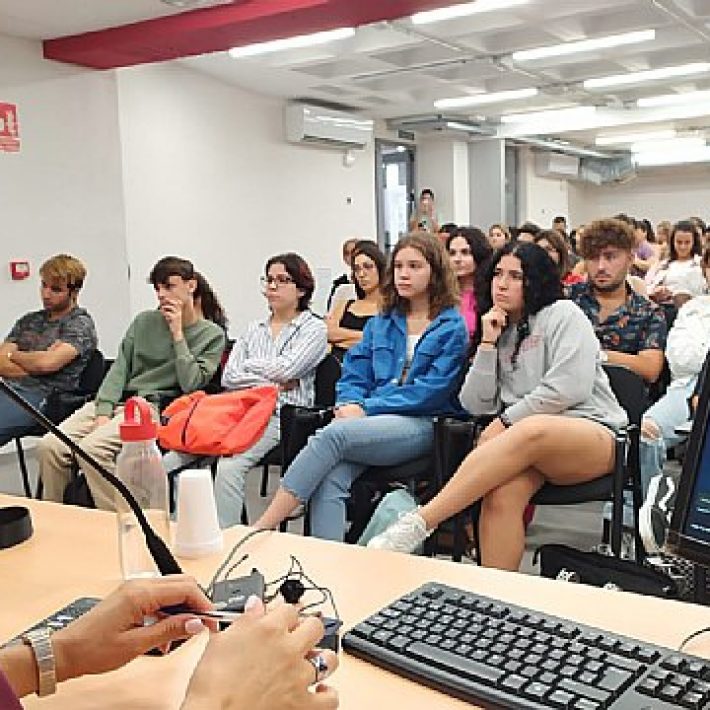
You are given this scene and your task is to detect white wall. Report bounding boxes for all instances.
[568,165,710,226]
[116,62,376,332]
[517,147,569,228]
[0,33,130,355]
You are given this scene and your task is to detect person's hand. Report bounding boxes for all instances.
[649,285,672,303]
[641,417,661,441]
[160,298,184,341]
[182,597,339,710]
[334,404,365,419]
[51,576,214,683]
[692,394,699,414]
[92,415,111,431]
[480,306,508,345]
[478,417,508,446]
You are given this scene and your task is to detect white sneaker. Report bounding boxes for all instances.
[367,510,432,553]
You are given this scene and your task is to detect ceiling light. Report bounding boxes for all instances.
[631,136,706,154]
[584,62,710,89]
[411,0,528,25]
[595,129,677,146]
[229,27,355,58]
[434,87,537,109]
[634,146,710,167]
[500,105,596,123]
[513,29,655,63]
[637,89,710,108]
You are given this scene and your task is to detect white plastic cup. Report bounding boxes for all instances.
[175,469,223,558]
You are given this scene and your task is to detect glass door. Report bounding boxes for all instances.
[375,140,415,252]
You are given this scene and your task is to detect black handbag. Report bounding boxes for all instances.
[534,544,679,599]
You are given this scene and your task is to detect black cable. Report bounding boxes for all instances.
[679,626,710,652]
[207,528,270,596]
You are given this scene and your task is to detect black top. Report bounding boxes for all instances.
[332,300,374,362]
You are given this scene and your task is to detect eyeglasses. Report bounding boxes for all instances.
[353,262,376,275]
[260,274,295,288]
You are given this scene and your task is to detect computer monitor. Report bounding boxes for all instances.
[667,367,710,567]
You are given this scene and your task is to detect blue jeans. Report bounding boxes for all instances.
[639,378,696,496]
[163,414,280,529]
[281,415,434,542]
[0,383,46,447]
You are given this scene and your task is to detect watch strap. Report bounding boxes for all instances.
[23,628,56,697]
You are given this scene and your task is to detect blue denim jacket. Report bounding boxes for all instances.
[336,307,468,417]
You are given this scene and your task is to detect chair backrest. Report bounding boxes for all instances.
[314,353,341,407]
[602,363,648,429]
[78,349,106,394]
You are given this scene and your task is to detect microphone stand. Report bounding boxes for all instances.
[0,378,183,576]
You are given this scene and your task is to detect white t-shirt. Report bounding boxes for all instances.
[646,256,705,297]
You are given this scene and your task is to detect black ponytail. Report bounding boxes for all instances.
[194,272,227,330]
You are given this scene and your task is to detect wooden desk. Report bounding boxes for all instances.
[2,494,710,709]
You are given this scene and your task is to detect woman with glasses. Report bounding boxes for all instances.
[326,241,385,363]
[368,241,626,570]
[254,233,468,541]
[163,253,327,528]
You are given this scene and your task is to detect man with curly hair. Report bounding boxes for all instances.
[568,218,666,384]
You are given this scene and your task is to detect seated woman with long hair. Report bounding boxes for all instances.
[254,233,468,541]
[446,227,492,340]
[326,240,385,362]
[369,241,627,570]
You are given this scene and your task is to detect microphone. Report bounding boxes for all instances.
[0,378,183,576]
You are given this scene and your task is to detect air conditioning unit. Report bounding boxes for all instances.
[534,152,580,179]
[285,103,374,149]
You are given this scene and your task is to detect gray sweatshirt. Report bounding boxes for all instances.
[460,300,627,431]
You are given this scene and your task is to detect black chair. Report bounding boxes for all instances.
[435,364,648,564]
[15,349,106,498]
[257,352,342,498]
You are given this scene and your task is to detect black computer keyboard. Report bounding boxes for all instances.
[343,582,710,709]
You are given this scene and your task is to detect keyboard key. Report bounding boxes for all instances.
[598,667,633,695]
[572,700,603,710]
[636,647,660,664]
[352,622,375,639]
[408,642,505,685]
[681,690,705,709]
[523,681,551,701]
[659,684,685,702]
[662,655,687,672]
[549,689,575,708]
[499,674,526,692]
[636,677,661,696]
[559,677,612,705]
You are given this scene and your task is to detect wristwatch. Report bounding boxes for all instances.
[22,627,57,697]
[499,411,513,428]
[599,350,609,364]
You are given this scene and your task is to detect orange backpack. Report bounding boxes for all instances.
[158,386,278,456]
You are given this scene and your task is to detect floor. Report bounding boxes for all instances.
[0,439,607,576]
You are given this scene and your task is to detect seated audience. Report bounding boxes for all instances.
[568,219,667,384]
[253,233,468,541]
[0,577,338,709]
[552,215,567,236]
[631,217,657,277]
[38,257,226,509]
[533,229,583,286]
[327,241,385,362]
[638,258,710,553]
[368,242,626,569]
[165,253,327,528]
[515,222,541,243]
[0,255,97,445]
[646,220,705,308]
[655,220,671,261]
[446,227,493,339]
[326,238,358,312]
[488,223,511,251]
[409,188,439,233]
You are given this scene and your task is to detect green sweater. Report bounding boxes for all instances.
[95,310,225,417]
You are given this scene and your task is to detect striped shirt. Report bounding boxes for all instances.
[221,310,327,409]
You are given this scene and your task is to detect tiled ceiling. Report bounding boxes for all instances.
[2,0,710,149]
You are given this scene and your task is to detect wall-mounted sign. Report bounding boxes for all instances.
[0,103,20,153]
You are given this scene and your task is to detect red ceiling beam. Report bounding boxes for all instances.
[43,0,459,70]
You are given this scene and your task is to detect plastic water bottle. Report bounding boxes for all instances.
[115,397,171,579]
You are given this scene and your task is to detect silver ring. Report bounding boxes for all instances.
[308,654,329,684]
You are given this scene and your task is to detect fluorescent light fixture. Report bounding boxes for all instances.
[634,146,710,167]
[411,0,528,25]
[631,136,706,154]
[513,29,655,62]
[595,129,676,146]
[584,62,710,89]
[637,89,710,108]
[229,27,355,58]
[500,105,596,123]
[434,87,537,109]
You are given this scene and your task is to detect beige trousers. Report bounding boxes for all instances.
[37,401,125,511]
